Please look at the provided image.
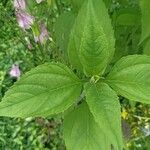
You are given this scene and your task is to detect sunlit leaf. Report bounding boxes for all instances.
[106,55,150,104]
[0,63,82,117]
[68,0,115,76]
[85,82,123,150]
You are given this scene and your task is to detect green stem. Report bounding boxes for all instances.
[55,0,61,15]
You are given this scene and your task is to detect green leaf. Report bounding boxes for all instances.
[54,11,75,57]
[0,63,82,118]
[70,0,85,12]
[64,102,110,150]
[116,9,140,26]
[68,0,115,76]
[85,82,123,150]
[106,55,150,104]
[140,0,150,43]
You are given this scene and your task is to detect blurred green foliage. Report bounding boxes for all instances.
[0,1,65,149]
[0,117,65,150]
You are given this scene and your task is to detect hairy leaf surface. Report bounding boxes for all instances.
[64,102,110,150]
[0,63,82,117]
[85,82,122,150]
[106,55,150,104]
[68,0,115,76]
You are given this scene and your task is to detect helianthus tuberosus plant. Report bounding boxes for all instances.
[0,0,150,150]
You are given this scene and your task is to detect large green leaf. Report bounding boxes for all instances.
[140,0,150,43]
[0,63,82,118]
[106,55,150,104]
[116,8,140,26]
[85,82,122,150]
[64,102,110,150]
[68,0,115,76]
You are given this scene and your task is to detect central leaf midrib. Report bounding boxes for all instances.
[19,72,79,83]
[1,82,81,109]
[94,83,120,149]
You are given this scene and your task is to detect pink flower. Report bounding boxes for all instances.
[14,0,26,10]
[16,10,34,29]
[36,0,44,4]
[9,65,21,78]
[39,24,49,43]
[34,23,49,44]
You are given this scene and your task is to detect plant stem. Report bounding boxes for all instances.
[55,0,61,15]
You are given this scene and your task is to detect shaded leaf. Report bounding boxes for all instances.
[140,0,150,43]
[116,9,140,26]
[70,0,85,12]
[64,102,109,150]
[54,11,75,57]
[143,38,150,55]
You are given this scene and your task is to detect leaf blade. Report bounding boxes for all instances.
[64,102,110,150]
[140,0,150,43]
[106,55,150,104]
[68,0,115,75]
[0,63,82,118]
[85,82,123,150]
[54,11,75,57]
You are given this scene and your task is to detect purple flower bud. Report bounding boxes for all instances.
[39,24,49,43]
[14,0,26,10]
[16,10,34,29]
[9,65,21,78]
[34,23,49,44]
[36,0,44,4]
